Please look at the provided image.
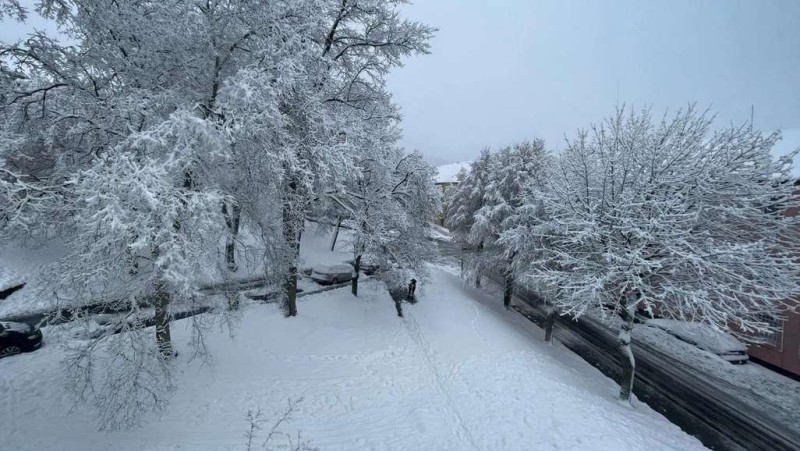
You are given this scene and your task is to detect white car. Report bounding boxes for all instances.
[309,264,354,285]
[646,319,749,364]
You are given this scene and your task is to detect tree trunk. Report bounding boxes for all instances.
[618,303,636,401]
[503,252,518,310]
[126,234,139,276]
[223,198,241,272]
[284,266,298,317]
[351,254,361,296]
[330,218,342,251]
[154,280,174,357]
[282,180,301,317]
[503,271,513,310]
[545,285,562,343]
[282,230,300,317]
[544,305,557,343]
[227,291,240,311]
[474,240,484,288]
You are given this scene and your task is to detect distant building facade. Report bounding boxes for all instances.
[747,179,800,377]
[748,313,800,377]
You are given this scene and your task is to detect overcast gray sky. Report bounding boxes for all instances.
[386,0,800,164]
[3,1,799,165]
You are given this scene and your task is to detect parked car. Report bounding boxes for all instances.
[346,258,381,276]
[310,264,354,285]
[0,321,43,358]
[646,319,749,364]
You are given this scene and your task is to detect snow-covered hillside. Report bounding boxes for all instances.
[0,266,706,450]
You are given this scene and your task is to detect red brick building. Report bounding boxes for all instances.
[748,312,800,377]
[748,178,800,377]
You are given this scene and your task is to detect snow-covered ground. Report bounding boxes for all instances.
[0,265,706,450]
[299,222,354,269]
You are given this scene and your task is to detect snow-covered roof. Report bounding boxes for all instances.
[435,161,471,184]
[772,128,800,178]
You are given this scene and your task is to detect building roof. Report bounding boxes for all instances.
[435,161,472,184]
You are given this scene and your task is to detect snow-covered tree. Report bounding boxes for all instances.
[498,190,559,341]
[513,106,800,401]
[443,150,492,286]
[444,150,491,245]
[270,0,435,316]
[443,142,549,298]
[470,140,549,309]
[0,0,434,427]
[325,118,439,297]
[363,151,439,295]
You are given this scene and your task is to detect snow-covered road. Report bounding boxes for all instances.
[0,266,706,450]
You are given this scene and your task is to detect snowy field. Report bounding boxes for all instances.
[0,266,705,450]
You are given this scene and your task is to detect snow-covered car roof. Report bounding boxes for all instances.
[646,319,747,354]
[312,264,353,275]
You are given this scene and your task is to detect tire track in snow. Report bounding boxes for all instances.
[403,309,481,451]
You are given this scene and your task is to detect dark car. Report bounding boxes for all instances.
[0,321,43,358]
